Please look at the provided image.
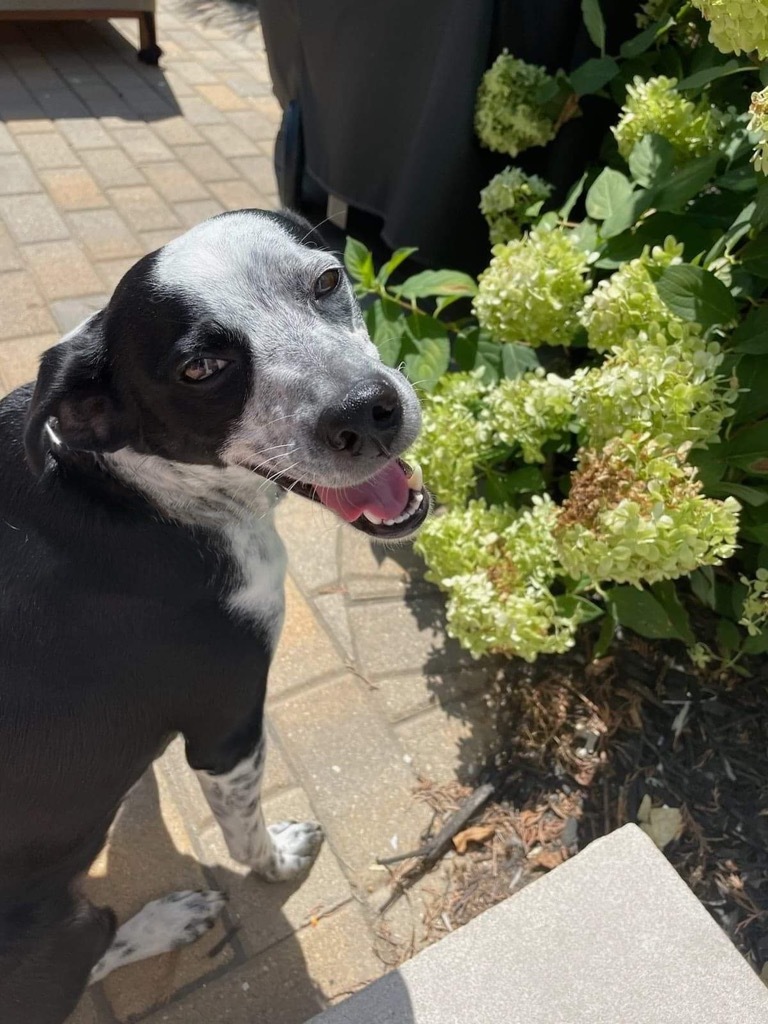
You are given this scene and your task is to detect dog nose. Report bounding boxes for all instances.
[319,378,402,455]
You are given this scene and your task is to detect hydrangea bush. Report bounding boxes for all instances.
[346,0,768,668]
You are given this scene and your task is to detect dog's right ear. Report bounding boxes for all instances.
[23,312,129,476]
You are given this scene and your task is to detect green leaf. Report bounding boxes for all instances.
[675,59,747,91]
[724,420,768,463]
[651,580,695,644]
[585,168,634,221]
[607,586,686,640]
[717,617,741,657]
[454,327,503,384]
[556,594,604,623]
[558,172,588,220]
[569,56,618,95]
[653,264,736,327]
[628,134,675,189]
[687,444,726,488]
[581,0,606,54]
[502,342,539,379]
[597,213,718,268]
[707,482,768,506]
[601,189,654,239]
[569,220,599,253]
[738,233,768,279]
[732,355,768,424]
[732,306,768,353]
[690,566,716,610]
[393,269,477,301]
[653,154,720,212]
[751,181,768,233]
[344,236,375,288]
[620,17,674,59]
[401,315,450,392]
[364,298,406,366]
[593,603,617,658]
[499,465,546,493]
[743,629,768,654]
[376,247,417,287]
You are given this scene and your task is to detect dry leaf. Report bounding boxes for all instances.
[639,806,683,850]
[528,848,567,870]
[453,824,495,854]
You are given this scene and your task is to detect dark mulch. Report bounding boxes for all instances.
[386,637,768,976]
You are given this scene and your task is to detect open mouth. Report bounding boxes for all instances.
[262,458,431,540]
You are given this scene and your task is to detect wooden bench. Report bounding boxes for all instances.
[0,1,161,64]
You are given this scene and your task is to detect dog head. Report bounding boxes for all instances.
[24,209,429,539]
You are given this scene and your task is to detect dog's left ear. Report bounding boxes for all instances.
[23,312,129,476]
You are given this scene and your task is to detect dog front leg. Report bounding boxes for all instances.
[194,732,323,882]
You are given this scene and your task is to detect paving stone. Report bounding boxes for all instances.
[110,125,175,163]
[174,198,226,228]
[152,116,205,146]
[0,122,18,153]
[269,675,431,878]
[207,178,268,210]
[6,118,54,136]
[349,594,471,679]
[370,667,497,725]
[57,117,113,150]
[0,192,69,243]
[394,702,498,783]
[196,786,353,957]
[140,227,184,252]
[85,767,236,1023]
[200,123,260,157]
[0,272,56,340]
[95,256,137,292]
[0,222,23,271]
[195,83,250,112]
[178,96,228,126]
[37,87,91,120]
[16,130,80,169]
[0,333,56,390]
[314,592,355,663]
[0,152,41,195]
[50,294,109,334]
[64,990,106,1024]
[269,576,345,699]
[275,492,341,594]
[80,147,145,188]
[225,73,274,99]
[22,239,103,300]
[68,209,141,260]
[175,142,236,182]
[143,160,211,202]
[38,167,105,213]
[145,901,381,1024]
[107,185,180,232]
[231,155,276,194]
[340,531,434,600]
[227,109,281,142]
[172,60,221,86]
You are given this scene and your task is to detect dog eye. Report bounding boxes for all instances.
[314,268,341,299]
[180,357,230,382]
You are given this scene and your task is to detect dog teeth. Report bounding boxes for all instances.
[363,511,383,525]
[405,461,423,492]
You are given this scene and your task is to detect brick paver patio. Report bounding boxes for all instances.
[0,5,492,1022]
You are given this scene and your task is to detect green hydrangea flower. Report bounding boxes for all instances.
[579,238,688,352]
[479,167,553,245]
[416,497,583,660]
[555,437,740,587]
[613,75,723,162]
[407,373,489,507]
[474,227,592,347]
[739,569,768,636]
[475,54,557,158]
[691,0,768,58]
[485,369,578,463]
[749,87,768,175]
[574,329,734,449]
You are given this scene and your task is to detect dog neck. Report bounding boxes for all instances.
[100,449,282,528]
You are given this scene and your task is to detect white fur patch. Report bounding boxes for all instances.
[103,452,287,637]
[196,738,323,882]
[89,890,226,983]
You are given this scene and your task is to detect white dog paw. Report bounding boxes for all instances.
[260,820,324,882]
[90,890,226,983]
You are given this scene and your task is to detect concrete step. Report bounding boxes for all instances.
[310,824,768,1024]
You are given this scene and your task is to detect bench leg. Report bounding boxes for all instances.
[137,11,162,65]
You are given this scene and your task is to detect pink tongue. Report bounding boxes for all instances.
[316,461,410,522]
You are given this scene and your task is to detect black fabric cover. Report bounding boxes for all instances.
[258,1,635,274]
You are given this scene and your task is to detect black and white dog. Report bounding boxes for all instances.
[0,209,429,1024]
